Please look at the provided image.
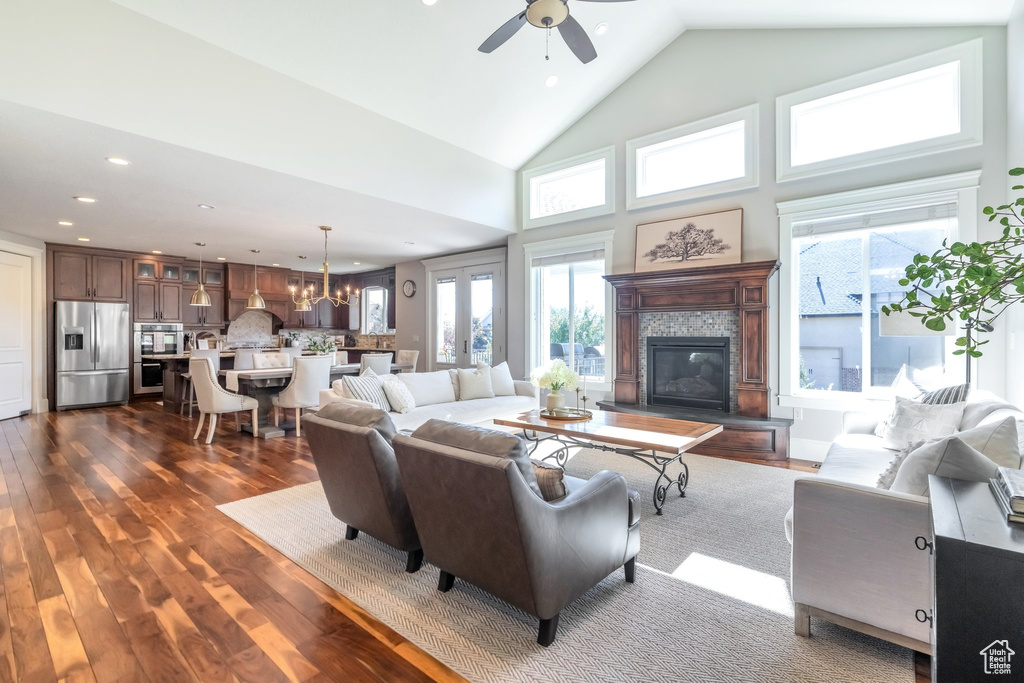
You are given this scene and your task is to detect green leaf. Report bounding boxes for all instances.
[1010,168,1024,176]
[925,318,947,332]
[984,206,995,215]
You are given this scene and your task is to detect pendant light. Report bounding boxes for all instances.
[189,242,212,307]
[246,249,266,309]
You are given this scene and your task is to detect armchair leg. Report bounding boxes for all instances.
[344,526,359,540]
[624,556,636,583]
[273,405,279,427]
[235,412,242,432]
[405,549,423,574]
[794,602,811,637]
[193,413,205,440]
[295,408,302,437]
[538,614,560,647]
[437,570,455,593]
[206,414,218,444]
[251,408,259,437]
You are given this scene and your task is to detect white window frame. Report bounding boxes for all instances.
[360,285,391,334]
[521,146,615,230]
[524,230,615,391]
[777,170,981,410]
[626,104,759,210]
[776,39,983,182]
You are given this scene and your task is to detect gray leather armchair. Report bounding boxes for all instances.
[301,404,423,572]
[393,420,640,646]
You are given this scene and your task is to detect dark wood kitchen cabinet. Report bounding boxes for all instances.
[182,286,224,327]
[134,281,182,322]
[52,250,129,302]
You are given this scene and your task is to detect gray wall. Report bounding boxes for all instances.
[394,259,427,372]
[508,27,1009,455]
[1006,0,1024,407]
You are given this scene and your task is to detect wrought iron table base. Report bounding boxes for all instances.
[520,431,688,515]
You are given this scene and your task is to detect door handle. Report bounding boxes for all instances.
[463,340,468,353]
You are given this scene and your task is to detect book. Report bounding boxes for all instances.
[996,467,1024,514]
[989,479,1024,524]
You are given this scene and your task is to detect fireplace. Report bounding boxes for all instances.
[647,336,731,413]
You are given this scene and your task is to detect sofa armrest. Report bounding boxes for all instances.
[791,477,932,644]
[514,380,539,399]
[317,389,374,411]
[842,410,882,435]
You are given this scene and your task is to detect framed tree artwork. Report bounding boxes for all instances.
[634,208,743,273]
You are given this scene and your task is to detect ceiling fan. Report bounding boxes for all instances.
[478,0,635,65]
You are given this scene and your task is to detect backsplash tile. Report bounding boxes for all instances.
[226,311,274,345]
[638,311,740,412]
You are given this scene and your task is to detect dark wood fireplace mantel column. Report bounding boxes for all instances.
[604,260,780,419]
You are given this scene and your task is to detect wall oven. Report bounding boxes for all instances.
[133,323,183,394]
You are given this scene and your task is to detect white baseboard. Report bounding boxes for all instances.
[790,438,831,463]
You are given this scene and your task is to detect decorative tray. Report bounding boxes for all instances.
[539,408,593,422]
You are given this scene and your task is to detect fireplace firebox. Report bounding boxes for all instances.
[646,337,730,413]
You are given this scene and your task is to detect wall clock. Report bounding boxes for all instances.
[403,280,417,297]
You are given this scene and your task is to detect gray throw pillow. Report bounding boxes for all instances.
[920,383,971,405]
[411,419,542,498]
[532,461,566,502]
[890,436,999,496]
[316,402,398,446]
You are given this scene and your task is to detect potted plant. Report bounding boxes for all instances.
[283,331,301,348]
[531,358,580,411]
[306,332,336,356]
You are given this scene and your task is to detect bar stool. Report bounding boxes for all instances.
[181,349,221,418]
[396,349,419,372]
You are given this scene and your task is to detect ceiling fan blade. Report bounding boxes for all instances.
[479,12,528,53]
[574,0,635,2]
[557,14,597,64]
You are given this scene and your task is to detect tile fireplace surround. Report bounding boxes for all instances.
[639,311,741,413]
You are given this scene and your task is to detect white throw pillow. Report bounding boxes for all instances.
[890,436,999,496]
[877,440,923,490]
[874,397,965,450]
[342,370,391,412]
[397,370,457,407]
[380,375,416,414]
[487,361,516,397]
[331,378,353,398]
[448,369,461,401]
[951,416,1021,469]
[458,367,495,400]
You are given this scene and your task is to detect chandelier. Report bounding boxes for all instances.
[291,226,359,310]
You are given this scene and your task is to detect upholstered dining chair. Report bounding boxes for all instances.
[252,352,291,369]
[232,349,256,370]
[301,403,422,572]
[272,355,333,436]
[189,358,259,444]
[180,349,221,417]
[280,346,304,365]
[395,349,419,373]
[360,353,393,375]
[393,420,641,646]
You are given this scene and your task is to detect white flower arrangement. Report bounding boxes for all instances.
[530,359,580,392]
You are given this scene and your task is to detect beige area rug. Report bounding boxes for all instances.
[218,449,913,682]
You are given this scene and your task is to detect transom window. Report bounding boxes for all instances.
[627,105,758,210]
[777,39,982,181]
[522,147,615,230]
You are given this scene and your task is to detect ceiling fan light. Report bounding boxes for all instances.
[526,0,568,28]
[190,283,212,307]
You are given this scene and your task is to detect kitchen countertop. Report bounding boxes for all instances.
[142,347,395,361]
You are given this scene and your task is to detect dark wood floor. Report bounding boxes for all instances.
[0,403,925,682]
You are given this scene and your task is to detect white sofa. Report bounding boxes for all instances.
[787,392,1024,653]
[317,369,539,431]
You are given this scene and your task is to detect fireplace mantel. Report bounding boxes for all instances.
[604,260,780,419]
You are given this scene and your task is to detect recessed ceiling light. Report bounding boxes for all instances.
[58,221,73,226]
[545,75,559,88]
[74,196,97,203]
[152,250,162,254]
[106,157,131,165]
[318,268,325,272]
[272,263,280,267]
[77,237,90,242]
[594,22,609,36]
[216,256,226,261]
[422,0,437,5]
[353,262,361,265]
[198,204,215,210]
[405,241,415,245]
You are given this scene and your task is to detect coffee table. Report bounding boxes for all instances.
[493,409,722,515]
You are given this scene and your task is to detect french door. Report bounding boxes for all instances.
[431,263,504,370]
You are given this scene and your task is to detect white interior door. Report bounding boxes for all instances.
[431,263,504,370]
[0,251,32,419]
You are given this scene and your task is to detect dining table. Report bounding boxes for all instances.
[219,363,412,438]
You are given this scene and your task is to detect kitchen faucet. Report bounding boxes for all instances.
[369,331,380,348]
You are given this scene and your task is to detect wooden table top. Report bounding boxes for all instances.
[494,409,723,455]
[220,364,412,381]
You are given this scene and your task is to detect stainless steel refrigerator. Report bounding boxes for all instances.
[56,301,130,409]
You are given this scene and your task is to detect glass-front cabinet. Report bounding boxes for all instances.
[134,259,182,281]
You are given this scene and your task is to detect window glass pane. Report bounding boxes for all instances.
[869,223,948,388]
[470,274,493,366]
[363,286,387,335]
[435,278,456,364]
[534,258,606,382]
[529,159,606,219]
[797,233,864,393]
[791,61,961,167]
[636,120,745,198]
